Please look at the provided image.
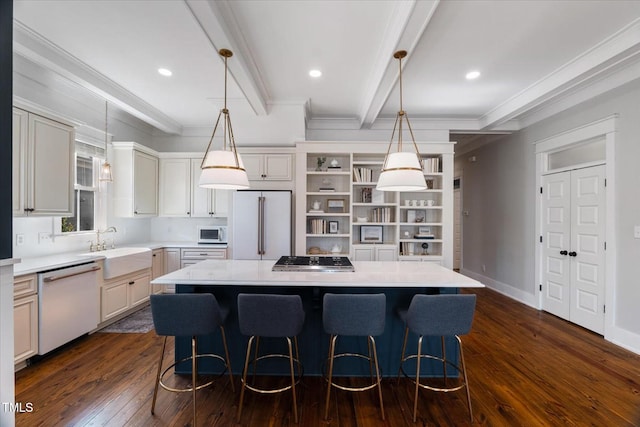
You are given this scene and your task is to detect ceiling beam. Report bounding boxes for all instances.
[185,0,269,117]
[13,21,183,135]
[480,17,640,130]
[359,0,440,129]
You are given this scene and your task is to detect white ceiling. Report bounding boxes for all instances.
[12,0,640,143]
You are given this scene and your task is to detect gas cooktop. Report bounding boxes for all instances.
[272,256,355,272]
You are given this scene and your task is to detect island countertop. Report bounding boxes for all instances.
[151,259,484,288]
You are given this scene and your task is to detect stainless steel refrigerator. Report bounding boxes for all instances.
[232,190,292,260]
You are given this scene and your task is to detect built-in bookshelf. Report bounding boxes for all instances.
[294,142,454,267]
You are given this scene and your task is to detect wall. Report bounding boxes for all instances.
[459,77,640,352]
[456,133,537,306]
[12,55,157,259]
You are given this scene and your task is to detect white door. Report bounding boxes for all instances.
[569,166,606,334]
[541,165,605,334]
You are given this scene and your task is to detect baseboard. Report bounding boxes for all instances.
[460,268,538,308]
[607,325,640,355]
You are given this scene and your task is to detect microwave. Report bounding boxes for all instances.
[198,226,227,244]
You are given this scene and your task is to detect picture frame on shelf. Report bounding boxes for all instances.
[327,199,345,213]
[360,225,383,243]
[328,221,339,234]
[407,210,425,223]
[361,187,372,203]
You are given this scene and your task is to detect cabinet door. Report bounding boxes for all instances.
[101,280,129,321]
[213,189,229,217]
[29,113,74,215]
[12,108,27,215]
[376,246,398,261]
[14,294,38,364]
[164,249,181,273]
[264,154,292,180]
[133,150,158,216]
[159,158,191,216]
[13,274,37,299]
[129,274,151,307]
[190,158,214,217]
[242,154,264,181]
[352,246,374,261]
[151,249,165,294]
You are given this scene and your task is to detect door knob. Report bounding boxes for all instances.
[560,250,568,255]
[568,251,577,257]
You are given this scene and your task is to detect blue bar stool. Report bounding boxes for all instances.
[149,293,234,426]
[322,293,386,421]
[236,293,305,423]
[397,294,476,423]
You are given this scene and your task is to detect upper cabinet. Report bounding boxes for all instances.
[112,142,158,217]
[158,156,228,218]
[243,153,292,181]
[12,107,74,216]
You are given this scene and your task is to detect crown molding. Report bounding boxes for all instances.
[13,21,183,135]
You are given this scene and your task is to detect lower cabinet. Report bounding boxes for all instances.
[14,274,38,367]
[101,270,151,322]
[151,248,165,294]
[180,248,227,268]
[14,273,39,367]
[352,244,397,261]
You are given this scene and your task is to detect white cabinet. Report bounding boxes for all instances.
[180,247,227,268]
[101,270,151,322]
[151,249,165,294]
[295,142,454,267]
[352,245,397,261]
[13,274,38,366]
[163,248,181,293]
[12,107,74,216]
[243,153,292,181]
[112,142,158,217]
[159,157,229,217]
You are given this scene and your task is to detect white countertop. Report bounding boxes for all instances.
[151,259,484,288]
[13,241,227,276]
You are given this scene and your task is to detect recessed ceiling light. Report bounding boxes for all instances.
[466,70,480,80]
[158,68,173,77]
[309,69,322,78]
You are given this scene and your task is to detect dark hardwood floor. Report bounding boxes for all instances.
[15,287,640,426]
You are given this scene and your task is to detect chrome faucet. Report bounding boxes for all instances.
[95,227,118,250]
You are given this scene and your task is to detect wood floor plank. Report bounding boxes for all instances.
[15,287,640,426]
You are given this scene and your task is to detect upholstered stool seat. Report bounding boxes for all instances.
[322,293,386,421]
[236,293,305,423]
[149,293,233,426]
[397,293,476,422]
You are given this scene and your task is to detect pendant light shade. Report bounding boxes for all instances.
[99,100,113,182]
[376,50,426,192]
[199,48,250,190]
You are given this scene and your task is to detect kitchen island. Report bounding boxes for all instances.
[151,259,484,376]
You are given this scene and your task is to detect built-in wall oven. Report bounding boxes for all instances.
[38,262,100,355]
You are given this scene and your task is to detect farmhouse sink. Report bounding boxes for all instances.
[80,247,152,279]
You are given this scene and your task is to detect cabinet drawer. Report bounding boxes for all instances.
[14,274,37,299]
[181,248,227,259]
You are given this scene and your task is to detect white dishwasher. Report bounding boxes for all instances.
[38,262,100,355]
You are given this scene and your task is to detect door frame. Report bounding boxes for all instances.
[534,115,616,338]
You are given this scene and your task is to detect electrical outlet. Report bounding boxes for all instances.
[635,225,640,239]
[16,234,24,246]
[38,232,51,244]
[482,264,486,272]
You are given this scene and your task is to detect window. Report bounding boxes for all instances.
[62,145,104,233]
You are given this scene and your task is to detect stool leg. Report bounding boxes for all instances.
[413,335,424,423]
[151,336,167,415]
[219,325,235,392]
[397,327,409,384]
[458,336,473,422]
[286,336,299,423]
[294,336,302,378]
[369,336,385,421]
[324,334,338,420]
[252,336,261,380]
[441,335,448,384]
[192,336,197,426]
[237,336,255,423]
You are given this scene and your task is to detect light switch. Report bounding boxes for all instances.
[635,225,640,239]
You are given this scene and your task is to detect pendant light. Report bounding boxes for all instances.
[99,100,113,182]
[376,50,426,192]
[199,48,250,189]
